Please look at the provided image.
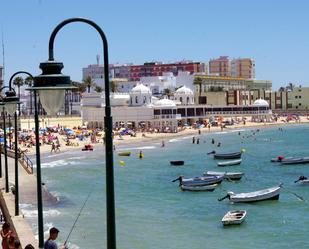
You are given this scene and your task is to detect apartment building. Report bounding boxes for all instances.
[231,58,255,79]
[209,56,230,76]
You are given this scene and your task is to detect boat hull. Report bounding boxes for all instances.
[217,159,242,167]
[181,176,224,186]
[222,210,246,226]
[214,152,242,159]
[181,183,218,191]
[204,171,244,181]
[229,186,281,203]
[280,157,309,165]
[118,152,131,156]
[170,161,184,166]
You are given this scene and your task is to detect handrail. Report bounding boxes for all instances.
[1,147,33,174]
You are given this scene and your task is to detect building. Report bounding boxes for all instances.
[194,75,272,104]
[231,58,255,79]
[209,56,230,76]
[81,83,272,130]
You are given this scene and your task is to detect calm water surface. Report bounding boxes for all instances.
[24,125,309,249]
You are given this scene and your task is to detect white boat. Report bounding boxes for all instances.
[217,159,242,167]
[218,185,281,203]
[204,171,244,181]
[222,210,247,226]
[180,183,218,192]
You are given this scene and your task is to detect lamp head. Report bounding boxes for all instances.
[3,90,20,115]
[27,60,76,115]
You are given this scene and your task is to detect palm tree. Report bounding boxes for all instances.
[286,82,295,91]
[24,76,33,115]
[83,76,95,93]
[94,85,103,93]
[278,87,285,92]
[13,76,24,115]
[162,88,172,98]
[72,81,87,93]
[193,76,203,95]
[111,80,117,93]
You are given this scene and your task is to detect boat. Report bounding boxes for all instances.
[295,176,309,185]
[217,159,242,167]
[118,152,131,156]
[270,155,286,162]
[218,185,281,203]
[222,210,247,226]
[204,171,244,181]
[170,160,184,166]
[181,183,218,192]
[82,144,93,151]
[208,151,242,159]
[280,157,309,165]
[172,175,224,187]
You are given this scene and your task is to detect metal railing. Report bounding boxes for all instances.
[1,146,34,174]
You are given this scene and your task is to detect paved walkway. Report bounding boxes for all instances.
[0,154,56,248]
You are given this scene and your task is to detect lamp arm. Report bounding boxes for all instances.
[8,71,34,90]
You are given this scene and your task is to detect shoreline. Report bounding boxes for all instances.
[25,118,309,158]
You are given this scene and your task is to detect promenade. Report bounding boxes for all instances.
[0,155,56,248]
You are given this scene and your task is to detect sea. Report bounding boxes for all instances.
[23,124,309,249]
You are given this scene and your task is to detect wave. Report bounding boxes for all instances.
[41,159,80,168]
[169,138,180,143]
[21,208,61,218]
[121,146,156,150]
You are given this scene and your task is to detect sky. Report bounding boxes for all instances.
[1,0,309,89]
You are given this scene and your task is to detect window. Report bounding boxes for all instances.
[180,97,183,103]
[299,96,301,98]
[295,96,298,99]
[299,103,302,106]
[135,96,138,104]
[187,97,190,104]
[143,96,146,104]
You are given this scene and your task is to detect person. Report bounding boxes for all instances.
[211,138,215,144]
[1,222,12,249]
[198,129,201,135]
[196,138,200,144]
[161,140,165,147]
[192,136,195,144]
[217,142,221,147]
[139,150,144,159]
[24,244,35,249]
[50,142,56,153]
[44,227,60,249]
[8,235,16,249]
[14,240,21,249]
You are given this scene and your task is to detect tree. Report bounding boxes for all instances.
[72,81,87,92]
[278,87,285,92]
[94,85,103,93]
[111,80,117,93]
[83,76,95,93]
[13,76,24,115]
[193,76,203,94]
[24,76,34,115]
[286,82,295,91]
[162,88,172,97]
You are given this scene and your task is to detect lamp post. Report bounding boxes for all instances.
[0,86,20,196]
[8,71,33,216]
[28,18,116,249]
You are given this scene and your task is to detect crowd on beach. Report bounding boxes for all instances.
[0,114,307,157]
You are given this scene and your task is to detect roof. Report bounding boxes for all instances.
[175,86,193,95]
[153,98,176,107]
[253,98,269,107]
[130,84,151,94]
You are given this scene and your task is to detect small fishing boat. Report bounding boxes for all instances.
[222,210,247,226]
[208,151,242,159]
[270,155,286,162]
[172,175,224,187]
[170,160,184,166]
[181,183,218,192]
[280,157,309,165]
[82,144,93,151]
[204,171,244,181]
[217,159,242,167]
[294,176,309,185]
[218,185,281,203]
[118,152,131,156]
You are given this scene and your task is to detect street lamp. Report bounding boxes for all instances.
[27,17,116,249]
[0,87,20,197]
[8,71,34,216]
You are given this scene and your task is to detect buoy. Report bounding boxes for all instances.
[139,151,144,159]
[241,148,246,153]
[119,160,125,167]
